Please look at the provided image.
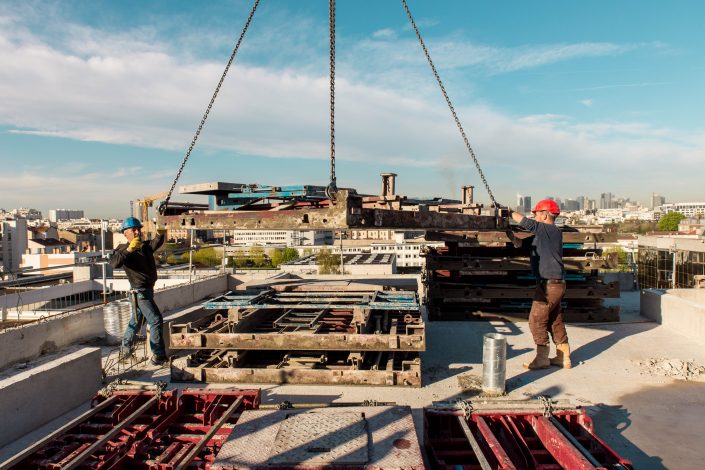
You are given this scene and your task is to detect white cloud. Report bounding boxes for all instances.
[580,99,593,108]
[0,9,702,212]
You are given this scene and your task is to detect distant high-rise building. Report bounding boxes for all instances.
[650,193,666,209]
[600,192,613,210]
[48,209,85,223]
[0,218,28,272]
[576,196,588,211]
[516,194,532,213]
[564,199,579,211]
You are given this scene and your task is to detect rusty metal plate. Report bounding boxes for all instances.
[212,406,424,470]
[269,413,368,465]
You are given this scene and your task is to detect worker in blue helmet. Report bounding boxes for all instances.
[111,217,168,366]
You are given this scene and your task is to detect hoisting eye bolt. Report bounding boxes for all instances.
[325,182,338,202]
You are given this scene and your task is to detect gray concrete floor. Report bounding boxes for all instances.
[3,291,704,469]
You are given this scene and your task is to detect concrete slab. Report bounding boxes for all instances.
[3,290,705,469]
[0,346,102,448]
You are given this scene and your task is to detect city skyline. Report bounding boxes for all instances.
[0,1,703,218]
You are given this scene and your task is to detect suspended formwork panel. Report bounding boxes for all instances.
[156,187,506,231]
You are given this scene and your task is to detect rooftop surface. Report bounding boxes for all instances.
[2,291,703,469]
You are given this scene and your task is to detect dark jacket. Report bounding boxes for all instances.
[110,232,165,289]
[519,217,564,280]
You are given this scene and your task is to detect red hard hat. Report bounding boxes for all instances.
[532,199,560,215]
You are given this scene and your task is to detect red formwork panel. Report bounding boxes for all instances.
[9,388,260,470]
[424,407,633,470]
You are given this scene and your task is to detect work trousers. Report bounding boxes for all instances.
[528,282,568,346]
[121,288,166,358]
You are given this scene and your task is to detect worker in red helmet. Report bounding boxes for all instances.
[507,199,571,369]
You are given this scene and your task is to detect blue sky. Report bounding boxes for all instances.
[0,0,703,217]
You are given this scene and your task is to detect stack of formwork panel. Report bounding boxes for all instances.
[423,229,621,321]
[170,282,425,387]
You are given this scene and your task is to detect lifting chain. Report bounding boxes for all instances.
[159,0,261,214]
[401,0,498,208]
[325,0,338,201]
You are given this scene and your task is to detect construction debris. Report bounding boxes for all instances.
[423,229,622,321]
[170,281,425,387]
[634,358,705,381]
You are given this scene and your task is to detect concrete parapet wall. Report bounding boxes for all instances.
[0,280,95,313]
[641,288,705,343]
[154,274,228,313]
[602,272,636,291]
[0,347,101,448]
[0,306,104,371]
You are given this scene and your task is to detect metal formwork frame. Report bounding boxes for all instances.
[424,402,632,470]
[6,388,260,469]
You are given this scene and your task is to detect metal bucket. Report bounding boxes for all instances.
[103,300,132,344]
[482,333,507,395]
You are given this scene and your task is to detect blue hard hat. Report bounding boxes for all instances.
[121,217,143,232]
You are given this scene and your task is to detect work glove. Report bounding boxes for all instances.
[127,237,143,253]
[153,217,167,236]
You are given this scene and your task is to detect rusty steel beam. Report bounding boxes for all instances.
[170,305,425,351]
[171,350,421,387]
[156,189,505,230]
[425,253,619,272]
[170,330,425,351]
[425,230,618,244]
[426,282,620,300]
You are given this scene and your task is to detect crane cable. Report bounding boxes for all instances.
[401,0,498,208]
[325,0,338,200]
[159,0,261,215]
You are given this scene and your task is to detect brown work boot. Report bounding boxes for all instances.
[523,345,550,370]
[550,343,572,368]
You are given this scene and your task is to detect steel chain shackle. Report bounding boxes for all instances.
[325,0,338,201]
[401,0,498,208]
[159,0,261,214]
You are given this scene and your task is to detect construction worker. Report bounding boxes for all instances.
[111,217,168,366]
[507,200,571,369]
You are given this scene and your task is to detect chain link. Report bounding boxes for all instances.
[401,0,497,208]
[325,0,338,200]
[159,0,261,214]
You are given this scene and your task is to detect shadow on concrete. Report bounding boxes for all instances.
[589,404,664,469]
[571,322,658,364]
[592,381,705,469]
[259,390,344,406]
[507,322,658,392]
[423,320,531,385]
